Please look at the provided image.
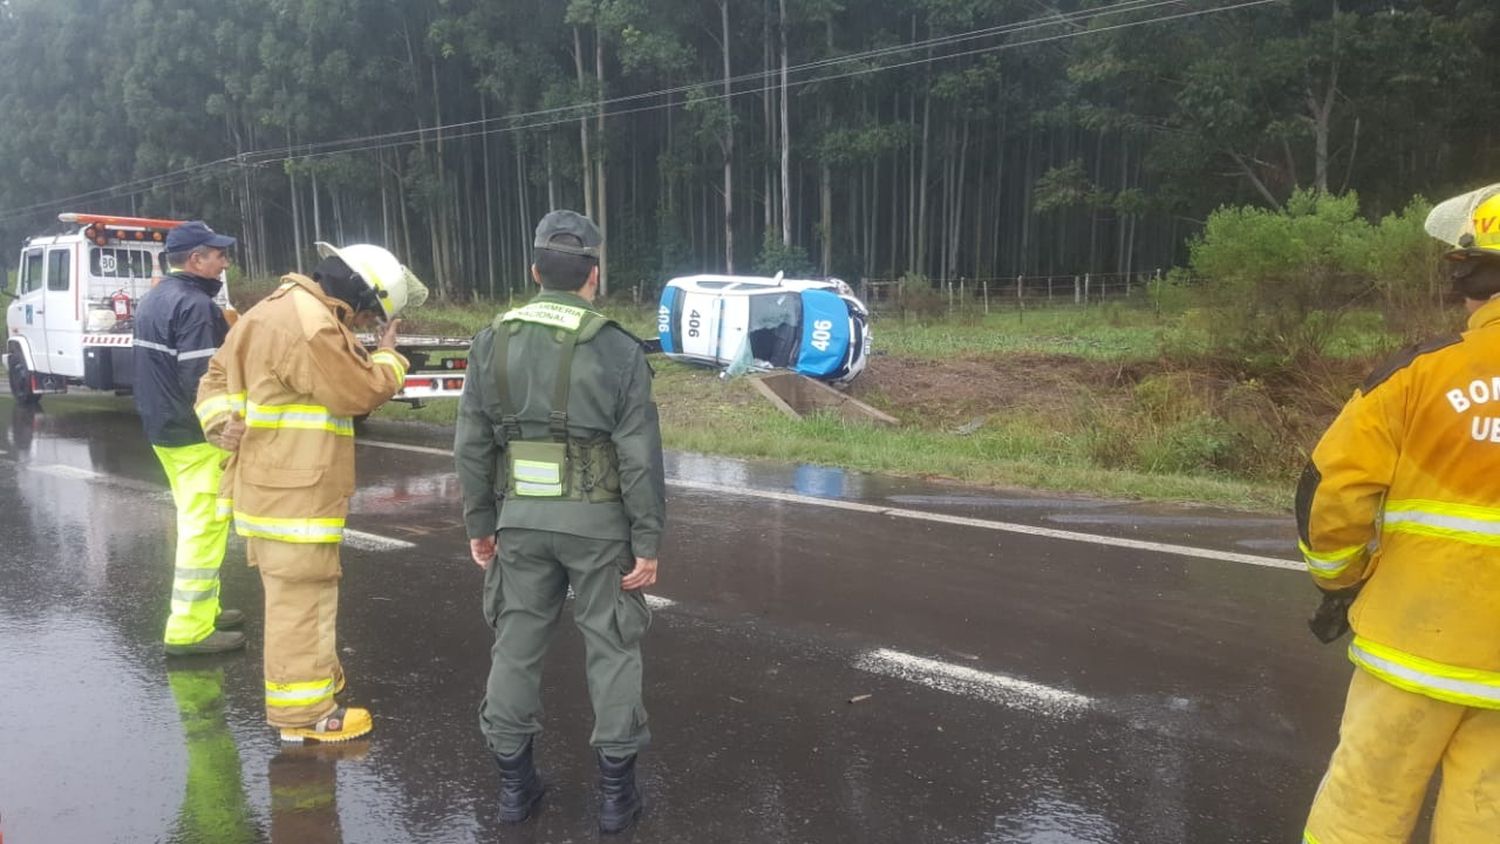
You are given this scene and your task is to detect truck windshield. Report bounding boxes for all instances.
[746,292,802,367]
[90,247,156,279]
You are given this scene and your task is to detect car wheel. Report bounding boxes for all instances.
[7,349,40,406]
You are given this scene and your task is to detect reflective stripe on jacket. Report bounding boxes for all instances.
[1296,298,1500,707]
[194,274,407,548]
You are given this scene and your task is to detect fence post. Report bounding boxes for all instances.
[959,278,967,315]
[947,281,954,314]
[1084,273,1091,306]
[1048,276,1054,302]
[1016,275,1024,308]
[1073,275,1081,305]
[982,278,990,314]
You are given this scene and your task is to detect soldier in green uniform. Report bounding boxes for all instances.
[454,209,666,834]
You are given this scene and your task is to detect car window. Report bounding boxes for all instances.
[47,249,71,292]
[20,249,42,294]
[746,292,802,367]
[695,281,732,289]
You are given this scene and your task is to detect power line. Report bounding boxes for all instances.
[251,0,1282,166]
[0,0,1282,225]
[242,0,1194,164]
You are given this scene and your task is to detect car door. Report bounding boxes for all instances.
[12,247,49,370]
[43,246,82,378]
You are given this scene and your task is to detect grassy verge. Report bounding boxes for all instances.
[279,291,1417,513]
[377,345,1292,512]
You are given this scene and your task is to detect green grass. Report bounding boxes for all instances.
[376,355,1288,511]
[873,305,1169,361]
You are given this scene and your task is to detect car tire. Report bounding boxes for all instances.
[7,349,40,407]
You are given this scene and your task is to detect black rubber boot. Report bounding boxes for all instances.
[494,739,546,824]
[597,752,643,834]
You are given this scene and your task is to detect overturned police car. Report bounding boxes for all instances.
[655,273,871,385]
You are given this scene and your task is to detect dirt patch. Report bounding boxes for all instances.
[852,352,1151,427]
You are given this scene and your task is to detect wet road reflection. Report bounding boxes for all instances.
[1,395,1342,842]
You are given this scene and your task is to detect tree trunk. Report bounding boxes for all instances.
[721,0,734,273]
[595,25,608,297]
[779,0,791,247]
[574,26,594,219]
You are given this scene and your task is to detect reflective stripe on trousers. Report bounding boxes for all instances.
[265,678,337,708]
[234,513,345,544]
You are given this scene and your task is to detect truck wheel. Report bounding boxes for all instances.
[7,351,40,407]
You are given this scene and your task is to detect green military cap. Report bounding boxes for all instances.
[534,210,602,258]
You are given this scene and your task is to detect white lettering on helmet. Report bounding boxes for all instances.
[1449,388,1473,413]
[1476,417,1490,441]
[1472,379,1493,405]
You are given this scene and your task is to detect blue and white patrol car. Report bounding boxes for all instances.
[656,274,871,385]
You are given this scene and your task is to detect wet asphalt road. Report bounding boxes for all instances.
[0,394,1354,843]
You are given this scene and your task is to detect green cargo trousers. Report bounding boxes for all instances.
[481,528,652,758]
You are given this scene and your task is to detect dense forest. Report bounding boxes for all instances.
[0,0,1494,299]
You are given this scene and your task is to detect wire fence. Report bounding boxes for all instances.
[858,271,1166,314]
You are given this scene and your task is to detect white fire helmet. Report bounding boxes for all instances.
[314,241,429,318]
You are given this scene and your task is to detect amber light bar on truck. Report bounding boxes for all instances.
[58,212,183,246]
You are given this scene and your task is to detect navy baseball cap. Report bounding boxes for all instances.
[166,220,237,252]
[533,210,601,258]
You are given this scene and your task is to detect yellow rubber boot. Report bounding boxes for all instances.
[279,707,373,744]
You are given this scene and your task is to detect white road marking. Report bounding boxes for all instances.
[853,648,1094,715]
[358,439,1301,571]
[671,479,1302,570]
[28,464,104,481]
[358,439,452,457]
[342,529,417,552]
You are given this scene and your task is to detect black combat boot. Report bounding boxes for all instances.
[493,738,545,824]
[597,751,643,834]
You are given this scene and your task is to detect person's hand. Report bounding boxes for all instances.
[378,318,403,351]
[470,535,497,568]
[621,558,658,591]
[212,413,246,452]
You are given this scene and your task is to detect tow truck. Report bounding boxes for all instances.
[4,213,470,406]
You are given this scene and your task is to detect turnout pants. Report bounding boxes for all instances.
[249,538,345,728]
[153,443,231,646]
[1305,667,1500,843]
[481,528,652,757]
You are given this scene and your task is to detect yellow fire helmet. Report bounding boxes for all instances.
[1425,183,1500,262]
[314,241,429,319]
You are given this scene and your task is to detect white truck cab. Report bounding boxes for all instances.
[4,213,229,403]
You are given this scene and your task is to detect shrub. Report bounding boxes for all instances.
[1188,190,1375,373]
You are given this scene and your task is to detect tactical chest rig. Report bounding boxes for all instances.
[493,301,622,502]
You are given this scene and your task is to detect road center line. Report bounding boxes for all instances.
[853,647,1094,715]
[358,439,1300,571]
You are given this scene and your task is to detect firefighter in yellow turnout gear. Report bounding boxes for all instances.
[1298,186,1500,843]
[197,242,425,743]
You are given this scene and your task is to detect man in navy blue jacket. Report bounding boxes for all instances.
[134,221,244,655]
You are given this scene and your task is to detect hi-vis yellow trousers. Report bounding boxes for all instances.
[248,538,345,728]
[153,443,231,646]
[1305,668,1500,843]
